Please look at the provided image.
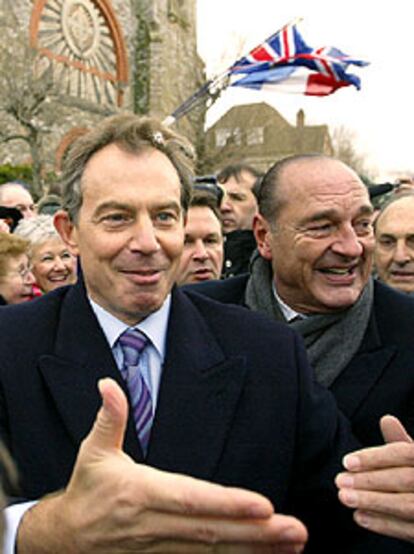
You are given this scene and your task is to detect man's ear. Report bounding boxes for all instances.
[253,214,273,260]
[54,211,80,256]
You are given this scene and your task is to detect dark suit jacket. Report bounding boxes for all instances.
[189,275,414,447]
[0,280,409,552]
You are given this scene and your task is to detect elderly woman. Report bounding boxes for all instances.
[14,215,77,294]
[0,233,35,305]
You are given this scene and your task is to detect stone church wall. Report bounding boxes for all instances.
[0,0,204,181]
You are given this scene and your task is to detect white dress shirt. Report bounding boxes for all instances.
[273,282,307,322]
[90,294,170,409]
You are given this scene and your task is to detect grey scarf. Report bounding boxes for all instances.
[245,252,374,387]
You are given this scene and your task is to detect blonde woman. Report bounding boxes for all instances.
[14,215,77,294]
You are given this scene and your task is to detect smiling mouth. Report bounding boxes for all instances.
[122,269,161,276]
[318,267,356,276]
[49,275,70,282]
[120,268,163,285]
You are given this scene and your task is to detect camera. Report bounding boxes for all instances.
[0,206,23,232]
[193,175,224,206]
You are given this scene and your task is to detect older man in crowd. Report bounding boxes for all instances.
[176,191,224,285]
[374,193,414,294]
[194,154,414,445]
[191,153,414,544]
[0,182,36,220]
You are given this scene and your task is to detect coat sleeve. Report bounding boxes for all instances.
[289,333,412,554]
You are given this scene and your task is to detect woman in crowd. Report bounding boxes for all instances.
[0,233,35,305]
[14,215,77,294]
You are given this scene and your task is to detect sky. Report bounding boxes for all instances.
[196,1,414,180]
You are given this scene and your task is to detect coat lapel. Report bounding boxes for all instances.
[331,309,396,417]
[37,284,248,472]
[37,281,143,460]
[147,288,248,480]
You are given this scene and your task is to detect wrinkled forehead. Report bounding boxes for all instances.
[280,159,371,210]
[376,196,414,232]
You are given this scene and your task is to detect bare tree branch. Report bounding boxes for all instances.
[0,9,60,197]
[0,134,30,145]
[332,125,376,181]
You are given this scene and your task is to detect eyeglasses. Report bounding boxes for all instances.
[10,265,33,280]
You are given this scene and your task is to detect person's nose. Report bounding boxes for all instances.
[192,240,209,261]
[331,224,364,259]
[129,216,160,254]
[393,240,411,264]
[24,270,36,285]
[53,257,66,271]
[220,198,233,214]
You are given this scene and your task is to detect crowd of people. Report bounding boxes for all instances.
[0,114,414,553]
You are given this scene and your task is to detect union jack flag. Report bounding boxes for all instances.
[164,21,369,124]
[229,22,368,96]
[231,22,312,72]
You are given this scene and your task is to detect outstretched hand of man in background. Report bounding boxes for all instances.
[16,378,307,554]
[336,415,414,544]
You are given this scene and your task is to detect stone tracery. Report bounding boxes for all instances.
[30,0,128,107]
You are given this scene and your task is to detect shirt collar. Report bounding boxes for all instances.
[89,295,171,360]
[272,282,306,322]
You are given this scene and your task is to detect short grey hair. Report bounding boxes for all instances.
[59,114,196,223]
[14,215,60,246]
[257,154,335,224]
[0,182,31,203]
[374,191,414,233]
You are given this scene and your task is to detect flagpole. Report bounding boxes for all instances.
[162,67,233,126]
[162,17,303,127]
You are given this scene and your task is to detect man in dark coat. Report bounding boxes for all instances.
[191,154,414,447]
[217,164,261,278]
[189,154,414,544]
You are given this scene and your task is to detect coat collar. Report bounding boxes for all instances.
[37,280,138,451]
[147,287,247,479]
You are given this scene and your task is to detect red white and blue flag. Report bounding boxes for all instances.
[164,21,369,125]
[229,22,369,96]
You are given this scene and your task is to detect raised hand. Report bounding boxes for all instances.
[336,415,414,543]
[17,378,307,553]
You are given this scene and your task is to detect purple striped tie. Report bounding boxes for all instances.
[118,329,153,455]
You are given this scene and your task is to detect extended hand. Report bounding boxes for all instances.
[336,415,414,543]
[17,378,307,553]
